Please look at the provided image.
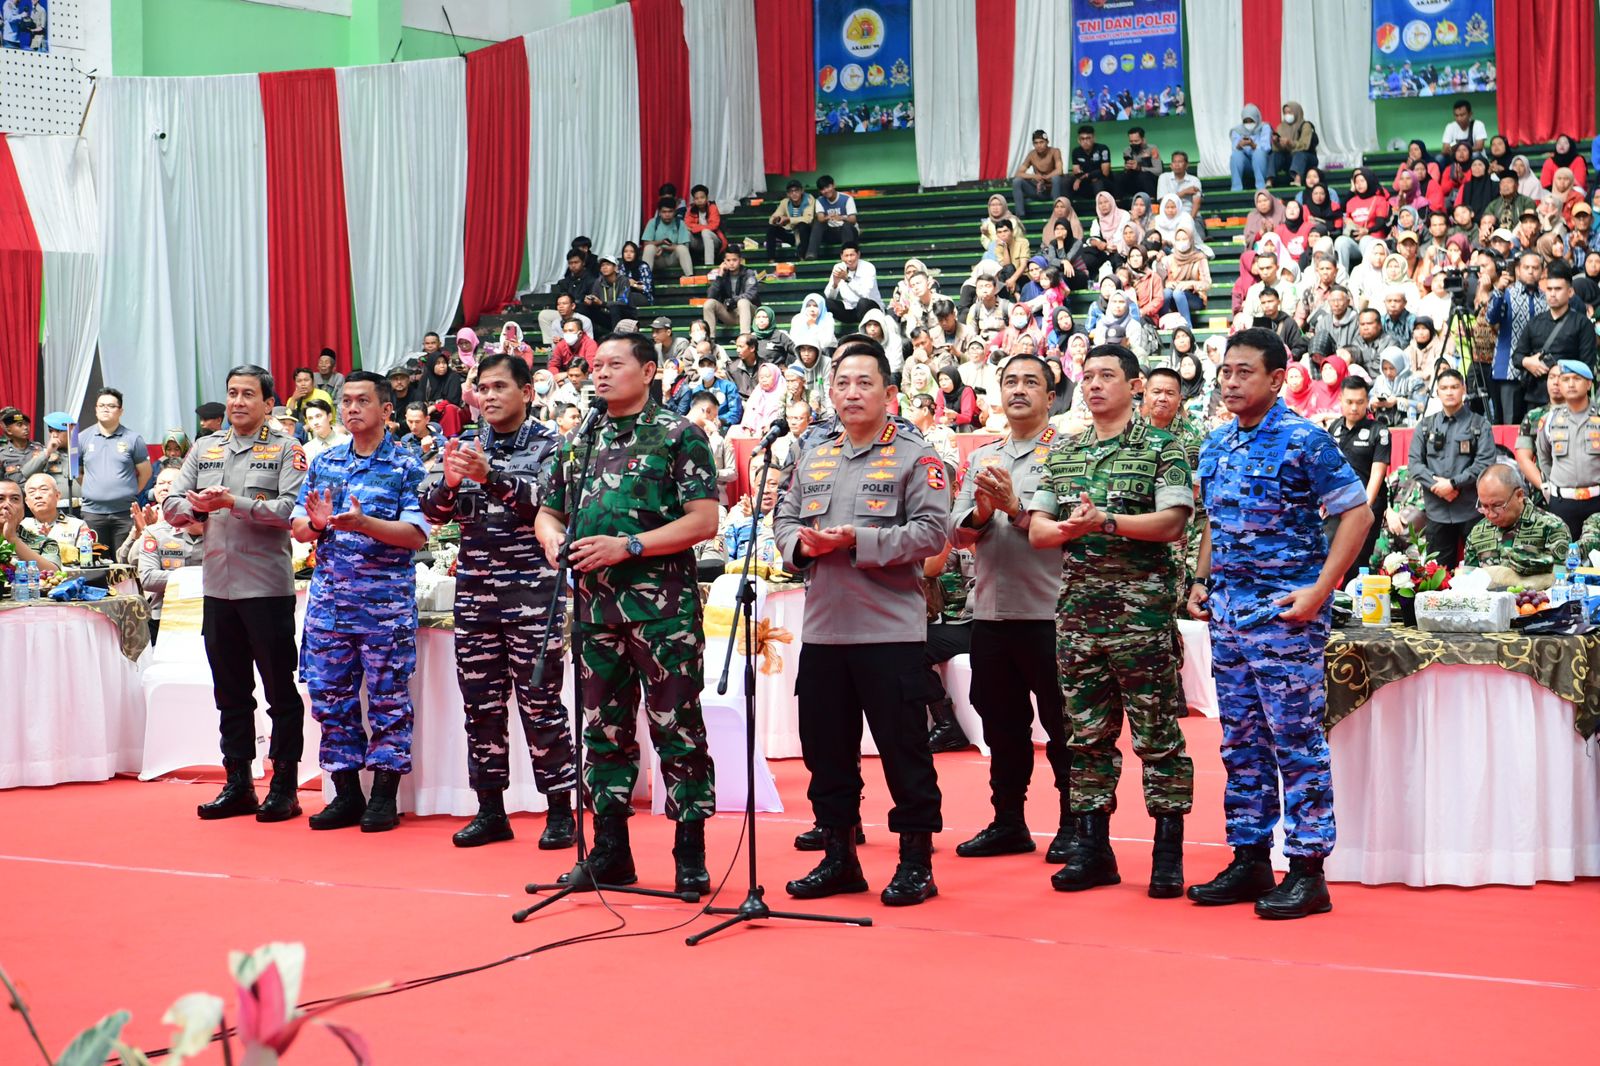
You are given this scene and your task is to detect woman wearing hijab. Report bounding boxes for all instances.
[1344,168,1391,239]
[1271,101,1317,185]
[1347,236,1393,310]
[979,193,1022,250]
[936,367,977,430]
[750,305,794,365]
[498,321,534,364]
[1044,307,1077,362]
[1542,135,1588,195]
[1393,140,1430,188]
[1045,358,1075,417]
[1303,182,1342,234]
[1304,354,1348,426]
[1485,135,1515,178]
[1241,189,1285,249]
[1124,245,1166,322]
[1296,166,1342,209]
[1547,167,1586,227]
[1512,155,1544,200]
[1084,190,1130,276]
[1282,360,1318,417]
[421,350,465,436]
[788,293,837,352]
[735,362,787,438]
[1151,193,1198,251]
[1454,156,1497,220]
[1229,103,1271,191]
[1272,199,1317,265]
[1161,223,1210,328]
[618,241,654,306]
[898,361,944,418]
[1230,248,1259,315]
[1390,167,1429,212]
[1091,289,1138,346]
[991,302,1043,357]
[1176,350,1206,404]
[1405,317,1445,383]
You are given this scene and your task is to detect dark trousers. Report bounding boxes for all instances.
[806,219,859,258]
[1546,496,1600,541]
[83,510,132,556]
[1423,517,1477,567]
[765,221,813,259]
[584,301,630,335]
[825,296,880,328]
[798,642,942,834]
[969,619,1070,818]
[201,595,304,763]
[1494,380,1526,429]
[1113,168,1157,202]
[924,620,971,696]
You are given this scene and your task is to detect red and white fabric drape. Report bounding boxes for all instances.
[0,135,42,422]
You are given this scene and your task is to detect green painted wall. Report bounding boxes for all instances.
[399,26,494,61]
[137,0,351,76]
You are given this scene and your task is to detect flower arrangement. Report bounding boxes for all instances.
[1370,529,1451,610]
[2,942,380,1065]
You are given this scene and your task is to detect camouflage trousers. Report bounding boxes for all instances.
[456,613,577,793]
[578,612,714,822]
[301,625,416,773]
[1057,626,1193,816]
[1212,616,1335,857]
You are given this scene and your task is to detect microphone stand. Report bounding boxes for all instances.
[686,433,871,945]
[514,404,701,922]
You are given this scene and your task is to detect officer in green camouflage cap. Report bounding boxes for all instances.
[1028,343,1195,899]
[536,332,721,896]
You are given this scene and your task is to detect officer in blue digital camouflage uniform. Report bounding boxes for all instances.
[420,352,578,850]
[292,371,430,834]
[1186,327,1372,920]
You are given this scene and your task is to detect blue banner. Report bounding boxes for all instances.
[1070,0,1186,124]
[814,0,913,136]
[1369,0,1495,99]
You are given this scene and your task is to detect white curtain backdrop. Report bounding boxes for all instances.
[685,0,766,211]
[911,0,980,188]
[337,59,467,370]
[1186,0,1245,180]
[7,135,101,419]
[87,75,268,435]
[87,78,198,439]
[1280,0,1378,169]
[524,5,642,293]
[1005,0,1073,180]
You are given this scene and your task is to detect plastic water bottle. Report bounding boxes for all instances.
[76,528,94,567]
[1550,565,1569,607]
[30,562,41,600]
[14,563,31,602]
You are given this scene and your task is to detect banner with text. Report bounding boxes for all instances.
[814,0,914,135]
[1070,0,1185,124]
[1369,0,1495,99]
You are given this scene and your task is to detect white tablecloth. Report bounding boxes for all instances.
[0,605,146,788]
[1314,665,1600,887]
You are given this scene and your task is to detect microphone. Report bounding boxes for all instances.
[754,418,789,454]
[574,397,609,438]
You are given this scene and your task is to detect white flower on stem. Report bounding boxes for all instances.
[1383,552,1407,574]
[1392,571,1414,590]
[161,993,224,1064]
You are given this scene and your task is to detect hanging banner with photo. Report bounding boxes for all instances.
[1369,0,1495,99]
[1,0,48,52]
[813,0,913,135]
[1070,0,1186,124]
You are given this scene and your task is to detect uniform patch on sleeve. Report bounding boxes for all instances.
[918,455,946,491]
[290,445,308,471]
[142,534,157,553]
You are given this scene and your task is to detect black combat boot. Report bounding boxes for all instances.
[255,761,301,823]
[584,813,638,885]
[359,770,402,833]
[956,808,1035,857]
[673,819,711,896]
[1045,790,1074,864]
[309,770,366,830]
[1050,812,1120,891]
[453,788,514,847]
[1186,844,1277,905]
[197,758,260,820]
[926,698,970,753]
[1148,813,1185,899]
[538,790,576,850]
[794,820,866,851]
[786,826,869,899]
[1254,855,1332,920]
[881,831,938,906]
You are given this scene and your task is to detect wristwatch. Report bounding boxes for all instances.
[626,534,645,558]
[1100,513,1118,535]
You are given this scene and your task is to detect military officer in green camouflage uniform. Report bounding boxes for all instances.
[1462,465,1571,582]
[1029,343,1195,899]
[536,333,720,896]
[1141,366,1207,579]
[1514,370,1563,507]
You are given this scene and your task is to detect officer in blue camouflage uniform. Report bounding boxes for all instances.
[535,333,721,895]
[1186,328,1373,920]
[420,352,578,850]
[292,371,430,834]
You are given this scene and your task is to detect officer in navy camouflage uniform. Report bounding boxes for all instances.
[1187,328,1372,920]
[292,371,430,834]
[420,352,578,850]
[535,332,721,895]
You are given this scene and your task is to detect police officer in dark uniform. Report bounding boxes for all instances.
[420,352,578,850]
[164,365,308,823]
[1326,375,1391,582]
[1407,367,1496,564]
[775,335,952,907]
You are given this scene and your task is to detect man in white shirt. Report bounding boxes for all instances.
[1439,99,1486,163]
[822,242,882,328]
[301,399,350,463]
[1155,149,1205,241]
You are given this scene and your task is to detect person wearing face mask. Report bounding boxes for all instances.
[1229,104,1271,192]
[529,369,558,423]
[1270,102,1317,187]
[689,354,743,426]
[548,321,599,377]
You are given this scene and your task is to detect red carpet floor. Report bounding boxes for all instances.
[1,717,1595,1064]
